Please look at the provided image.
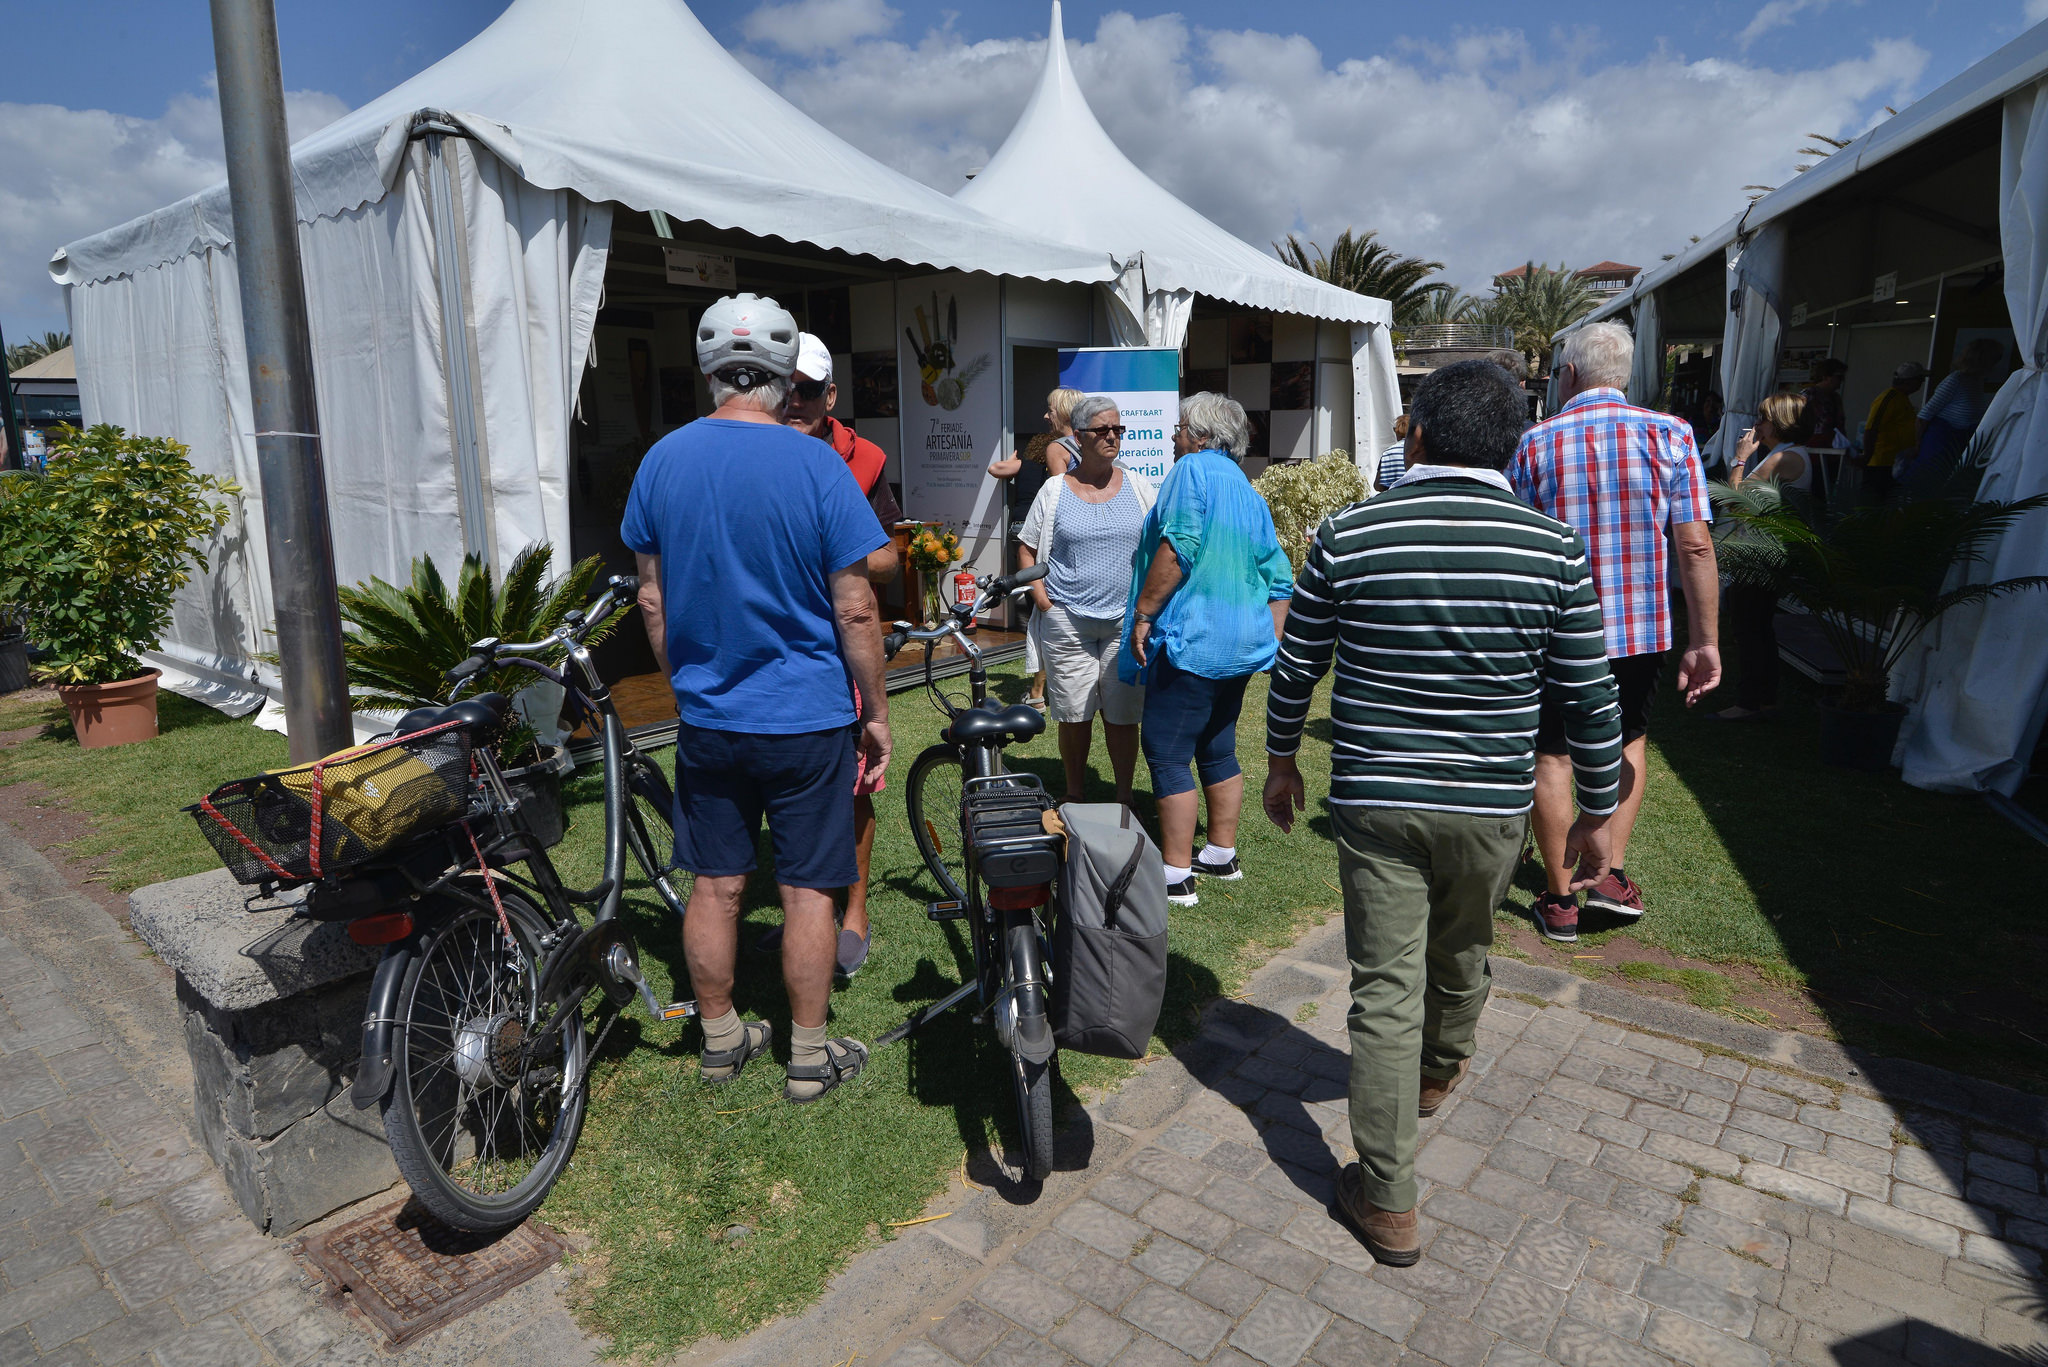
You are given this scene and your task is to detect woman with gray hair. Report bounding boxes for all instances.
[1017,395,1157,803]
[1909,337,2006,478]
[1122,392,1294,906]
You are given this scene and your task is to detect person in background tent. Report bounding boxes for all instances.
[1507,321,1720,942]
[1124,393,1293,906]
[623,295,885,1102]
[1375,414,1409,493]
[764,332,901,979]
[988,387,1084,709]
[1912,338,2005,477]
[1855,362,1925,504]
[1801,357,1849,450]
[1263,360,1620,1266]
[1016,395,1155,804]
[1713,392,1814,723]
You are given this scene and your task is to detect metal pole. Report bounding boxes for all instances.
[0,321,23,473]
[210,0,351,761]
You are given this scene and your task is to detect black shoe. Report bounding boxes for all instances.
[1166,875,1200,906]
[1193,850,1243,881]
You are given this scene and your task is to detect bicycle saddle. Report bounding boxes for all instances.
[946,703,1046,747]
[395,692,512,737]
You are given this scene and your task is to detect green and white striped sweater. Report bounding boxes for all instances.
[1265,472,1622,816]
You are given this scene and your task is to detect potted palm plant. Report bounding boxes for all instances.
[1712,457,2048,771]
[0,426,237,745]
[335,544,613,846]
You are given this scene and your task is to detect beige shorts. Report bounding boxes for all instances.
[1039,604,1143,726]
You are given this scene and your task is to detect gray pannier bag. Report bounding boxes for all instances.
[1050,803,1168,1058]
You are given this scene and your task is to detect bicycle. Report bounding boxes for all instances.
[192,575,696,1232]
[881,563,1068,1181]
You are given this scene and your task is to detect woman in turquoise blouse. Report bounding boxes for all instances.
[1122,392,1295,906]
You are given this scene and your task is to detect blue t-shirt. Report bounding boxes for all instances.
[1118,448,1294,683]
[620,418,888,734]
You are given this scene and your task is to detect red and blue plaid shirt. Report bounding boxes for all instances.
[1508,388,1711,659]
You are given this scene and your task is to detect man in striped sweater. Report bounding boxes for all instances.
[1263,360,1623,1266]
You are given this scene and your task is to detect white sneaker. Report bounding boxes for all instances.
[1166,875,1200,906]
[1193,851,1243,881]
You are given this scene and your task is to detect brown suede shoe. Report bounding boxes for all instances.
[1418,1060,1470,1118]
[1332,1163,1421,1266]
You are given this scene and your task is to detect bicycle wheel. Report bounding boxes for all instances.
[905,743,968,903]
[382,889,588,1232]
[623,751,689,916]
[1004,913,1056,1183]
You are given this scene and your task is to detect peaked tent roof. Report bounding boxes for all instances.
[52,0,1113,288]
[955,2,1387,327]
[8,347,74,380]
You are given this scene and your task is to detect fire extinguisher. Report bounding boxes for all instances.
[954,570,979,631]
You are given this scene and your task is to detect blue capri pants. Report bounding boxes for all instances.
[1141,655,1253,798]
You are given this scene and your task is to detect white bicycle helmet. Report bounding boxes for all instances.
[696,293,800,385]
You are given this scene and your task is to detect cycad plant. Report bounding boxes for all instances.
[1711,467,2048,714]
[1273,229,1450,324]
[336,544,614,762]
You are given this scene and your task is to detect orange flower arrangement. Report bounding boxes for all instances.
[905,525,961,576]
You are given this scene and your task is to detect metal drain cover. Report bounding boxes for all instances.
[297,1196,568,1348]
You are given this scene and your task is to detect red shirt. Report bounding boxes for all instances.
[825,417,901,527]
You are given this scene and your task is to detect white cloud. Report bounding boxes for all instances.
[745,15,1927,294]
[2027,0,2048,24]
[739,0,901,57]
[1741,0,1834,46]
[0,82,348,338]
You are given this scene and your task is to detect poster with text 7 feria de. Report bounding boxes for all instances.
[899,272,1007,586]
[1058,348,1181,481]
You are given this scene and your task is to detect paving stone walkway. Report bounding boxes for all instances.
[872,927,2048,1367]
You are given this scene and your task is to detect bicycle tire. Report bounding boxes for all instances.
[905,743,968,903]
[623,752,689,916]
[1005,913,1056,1182]
[382,889,588,1232]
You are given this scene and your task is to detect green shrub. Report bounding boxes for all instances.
[1,425,237,685]
[1254,449,1368,570]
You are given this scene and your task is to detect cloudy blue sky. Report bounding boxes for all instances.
[0,0,2038,340]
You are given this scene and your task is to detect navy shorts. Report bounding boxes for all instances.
[1535,651,1664,753]
[1140,655,1252,798]
[672,722,857,889]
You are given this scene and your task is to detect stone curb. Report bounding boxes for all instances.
[1489,954,2048,1141]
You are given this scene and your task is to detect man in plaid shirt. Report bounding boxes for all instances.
[1508,322,1721,941]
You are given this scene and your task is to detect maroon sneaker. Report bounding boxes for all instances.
[1534,892,1579,943]
[1585,871,1646,920]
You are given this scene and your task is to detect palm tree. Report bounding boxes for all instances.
[1410,288,1486,325]
[4,331,69,372]
[1273,229,1449,324]
[1488,264,1599,372]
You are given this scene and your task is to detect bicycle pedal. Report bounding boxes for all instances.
[927,900,966,921]
[658,1000,697,1022]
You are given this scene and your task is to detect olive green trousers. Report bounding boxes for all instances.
[1334,805,1527,1213]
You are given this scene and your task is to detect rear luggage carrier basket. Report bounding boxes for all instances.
[964,774,1062,889]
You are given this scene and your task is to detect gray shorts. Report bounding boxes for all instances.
[1038,604,1144,726]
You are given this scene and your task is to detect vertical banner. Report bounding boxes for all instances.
[899,273,1007,587]
[1058,347,1180,481]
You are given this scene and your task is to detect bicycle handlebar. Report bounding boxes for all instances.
[444,576,643,692]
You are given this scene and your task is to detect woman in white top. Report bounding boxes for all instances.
[1016,395,1156,803]
[1715,392,1809,721]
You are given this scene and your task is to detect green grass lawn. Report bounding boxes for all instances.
[5,660,2047,1353]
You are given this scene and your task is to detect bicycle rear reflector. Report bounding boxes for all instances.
[989,883,1051,911]
[347,912,415,946]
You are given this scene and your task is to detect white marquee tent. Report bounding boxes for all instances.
[52,0,1115,713]
[1557,24,2048,800]
[956,2,1402,469]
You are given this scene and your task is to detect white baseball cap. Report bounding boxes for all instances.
[795,333,833,384]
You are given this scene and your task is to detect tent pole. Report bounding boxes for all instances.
[0,321,23,472]
[210,0,352,762]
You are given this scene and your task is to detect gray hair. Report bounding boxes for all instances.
[1556,321,1633,390]
[1180,391,1250,459]
[706,372,790,416]
[1069,394,1120,435]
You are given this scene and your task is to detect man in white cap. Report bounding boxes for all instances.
[768,332,900,978]
[623,295,887,1102]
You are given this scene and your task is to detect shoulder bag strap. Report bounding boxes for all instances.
[1100,805,1145,930]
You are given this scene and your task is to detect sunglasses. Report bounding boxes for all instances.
[1079,425,1127,439]
[791,379,829,401]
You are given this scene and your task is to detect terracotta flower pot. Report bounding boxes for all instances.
[56,670,162,749]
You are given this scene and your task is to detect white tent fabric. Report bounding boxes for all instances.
[50,0,1112,291]
[956,1,1397,460]
[1895,74,2048,796]
[1628,292,1663,408]
[1715,222,1788,466]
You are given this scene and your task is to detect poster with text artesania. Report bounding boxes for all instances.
[898,273,1006,583]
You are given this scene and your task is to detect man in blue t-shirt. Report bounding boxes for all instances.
[622,294,890,1104]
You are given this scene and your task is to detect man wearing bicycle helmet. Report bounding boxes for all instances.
[623,293,889,1103]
